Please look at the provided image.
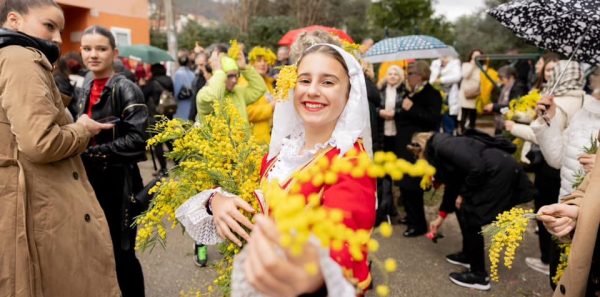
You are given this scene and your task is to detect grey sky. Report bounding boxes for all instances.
[434,0,486,21]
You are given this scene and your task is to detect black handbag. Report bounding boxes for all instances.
[177,85,194,100]
[525,144,544,168]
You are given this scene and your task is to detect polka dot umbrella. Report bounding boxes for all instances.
[488,0,600,93]
[363,35,458,64]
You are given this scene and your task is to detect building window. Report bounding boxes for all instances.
[111,27,132,47]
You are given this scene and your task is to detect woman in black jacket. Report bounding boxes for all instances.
[394,61,443,236]
[410,132,535,291]
[78,26,148,297]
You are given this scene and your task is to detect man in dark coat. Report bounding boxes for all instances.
[419,132,535,291]
[396,61,443,237]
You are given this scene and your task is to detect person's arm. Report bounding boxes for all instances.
[86,81,148,158]
[439,60,462,85]
[196,70,227,121]
[509,122,538,144]
[321,161,376,293]
[173,70,183,98]
[402,86,443,127]
[239,67,268,106]
[0,50,91,163]
[531,107,568,169]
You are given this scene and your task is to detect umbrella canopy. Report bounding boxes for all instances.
[363,35,458,63]
[118,44,174,64]
[277,25,354,46]
[488,0,600,64]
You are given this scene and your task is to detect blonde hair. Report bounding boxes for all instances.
[408,132,434,159]
[386,65,405,83]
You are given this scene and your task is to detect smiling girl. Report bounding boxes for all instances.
[0,1,119,296]
[178,44,375,296]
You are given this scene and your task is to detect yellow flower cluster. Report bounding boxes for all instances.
[505,89,541,123]
[227,39,241,59]
[341,40,361,60]
[248,46,277,66]
[483,207,534,281]
[261,149,434,296]
[553,243,571,284]
[135,97,265,295]
[274,65,297,101]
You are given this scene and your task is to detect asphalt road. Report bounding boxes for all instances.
[136,159,553,297]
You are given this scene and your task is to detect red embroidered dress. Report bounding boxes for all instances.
[259,141,376,292]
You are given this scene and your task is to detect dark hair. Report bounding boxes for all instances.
[82,25,116,49]
[1,0,60,25]
[297,44,348,74]
[150,63,166,77]
[467,49,483,62]
[498,65,517,79]
[177,49,190,66]
[533,53,560,90]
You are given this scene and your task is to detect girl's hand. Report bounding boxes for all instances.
[77,114,114,135]
[455,195,463,210]
[578,153,596,173]
[504,120,515,132]
[211,192,255,246]
[244,215,324,297]
[237,51,247,70]
[535,95,556,122]
[429,215,445,235]
[537,203,578,237]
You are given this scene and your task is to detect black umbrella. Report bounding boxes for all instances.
[489,0,600,64]
[489,0,599,94]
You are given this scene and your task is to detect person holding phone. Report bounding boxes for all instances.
[0,1,120,296]
[78,25,149,297]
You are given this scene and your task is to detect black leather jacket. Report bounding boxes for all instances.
[76,74,148,164]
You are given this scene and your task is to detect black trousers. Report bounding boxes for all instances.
[86,164,146,297]
[458,210,486,274]
[401,187,427,232]
[458,108,477,134]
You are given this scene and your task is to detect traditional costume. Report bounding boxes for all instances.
[177,44,375,296]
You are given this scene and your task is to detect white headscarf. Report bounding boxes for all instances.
[268,43,373,160]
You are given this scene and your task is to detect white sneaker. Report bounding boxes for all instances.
[525,257,550,275]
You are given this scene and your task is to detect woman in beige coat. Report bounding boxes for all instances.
[458,49,482,133]
[0,1,120,296]
[538,152,600,297]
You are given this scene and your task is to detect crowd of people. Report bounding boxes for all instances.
[0,0,599,297]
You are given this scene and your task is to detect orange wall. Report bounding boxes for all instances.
[58,1,150,53]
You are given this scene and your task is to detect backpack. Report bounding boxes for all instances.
[154,81,177,117]
[463,129,516,154]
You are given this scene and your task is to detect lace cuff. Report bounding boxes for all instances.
[231,241,355,297]
[175,188,231,245]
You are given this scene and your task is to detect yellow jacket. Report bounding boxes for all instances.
[243,76,275,144]
[476,67,499,114]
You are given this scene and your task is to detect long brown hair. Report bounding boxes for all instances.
[0,0,60,25]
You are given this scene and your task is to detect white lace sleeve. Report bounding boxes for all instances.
[175,188,228,245]
[231,241,356,297]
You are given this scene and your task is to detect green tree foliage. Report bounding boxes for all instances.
[176,22,239,50]
[452,1,537,59]
[150,29,167,50]
[367,0,455,44]
[247,16,299,48]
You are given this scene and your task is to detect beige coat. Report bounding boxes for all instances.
[458,62,480,110]
[553,153,600,297]
[0,46,120,296]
